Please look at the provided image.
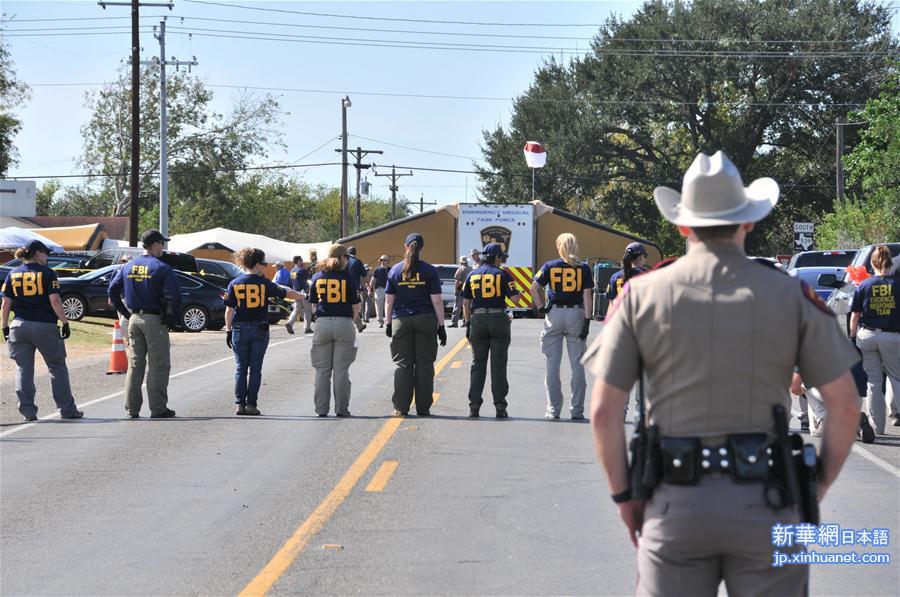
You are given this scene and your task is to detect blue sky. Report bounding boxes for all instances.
[3,1,898,209]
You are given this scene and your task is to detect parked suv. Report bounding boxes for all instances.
[787,250,856,270]
[818,243,900,334]
[0,252,92,279]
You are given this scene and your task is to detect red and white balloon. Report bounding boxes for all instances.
[523,141,546,168]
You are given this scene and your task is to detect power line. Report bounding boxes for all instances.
[22,82,869,108]
[350,135,482,161]
[182,0,609,27]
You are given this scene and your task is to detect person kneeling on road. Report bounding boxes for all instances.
[309,244,360,417]
[1,240,83,422]
[225,247,305,416]
[462,243,519,418]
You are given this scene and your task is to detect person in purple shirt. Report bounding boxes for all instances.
[285,255,313,335]
[384,233,446,416]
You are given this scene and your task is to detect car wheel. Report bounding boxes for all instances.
[181,305,209,332]
[61,294,87,321]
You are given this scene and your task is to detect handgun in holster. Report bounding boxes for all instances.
[771,404,819,525]
[629,362,658,501]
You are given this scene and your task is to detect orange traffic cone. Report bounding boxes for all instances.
[106,319,128,375]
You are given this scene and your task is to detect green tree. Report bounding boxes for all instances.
[0,33,31,177]
[818,65,900,247]
[80,65,285,217]
[477,0,897,255]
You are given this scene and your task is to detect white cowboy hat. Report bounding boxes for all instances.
[653,151,779,227]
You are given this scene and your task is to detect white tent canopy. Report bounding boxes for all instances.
[167,227,332,263]
[0,227,65,253]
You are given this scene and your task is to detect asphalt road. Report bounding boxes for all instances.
[1,321,898,596]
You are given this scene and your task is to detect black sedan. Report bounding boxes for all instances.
[58,265,227,332]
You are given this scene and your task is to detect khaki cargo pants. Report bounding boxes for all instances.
[310,316,357,415]
[124,313,171,416]
[637,476,807,596]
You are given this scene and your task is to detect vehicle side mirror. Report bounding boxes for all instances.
[817,273,843,288]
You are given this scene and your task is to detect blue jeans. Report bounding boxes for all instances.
[232,321,270,406]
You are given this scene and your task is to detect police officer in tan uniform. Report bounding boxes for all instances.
[586,152,861,596]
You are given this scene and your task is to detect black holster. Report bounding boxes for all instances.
[771,404,820,524]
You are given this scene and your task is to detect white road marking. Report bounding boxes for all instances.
[851,444,900,479]
[0,336,304,439]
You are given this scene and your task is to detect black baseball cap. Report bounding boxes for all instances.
[405,233,424,247]
[141,229,171,247]
[481,243,508,259]
[26,239,53,255]
[625,242,648,256]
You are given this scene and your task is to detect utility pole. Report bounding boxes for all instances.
[374,166,413,220]
[835,116,845,203]
[335,146,383,233]
[339,96,351,238]
[418,192,436,213]
[143,19,197,242]
[98,0,172,246]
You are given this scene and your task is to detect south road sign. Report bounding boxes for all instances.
[793,222,815,252]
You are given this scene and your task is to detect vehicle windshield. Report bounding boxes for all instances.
[76,265,119,280]
[435,265,458,280]
[790,251,856,268]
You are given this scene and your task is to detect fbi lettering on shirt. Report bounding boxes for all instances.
[233,283,267,308]
[127,265,152,282]
[315,278,348,303]
[399,273,426,289]
[870,284,896,316]
[549,267,583,292]
[469,273,502,298]
[7,271,54,297]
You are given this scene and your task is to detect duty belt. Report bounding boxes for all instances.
[472,308,506,314]
[550,303,580,308]
[657,433,776,485]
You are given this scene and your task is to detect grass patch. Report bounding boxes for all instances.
[69,316,116,349]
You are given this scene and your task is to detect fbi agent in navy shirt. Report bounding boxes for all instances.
[108,229,182,419]
[285,255,313,335]
[462,243,520,418]
[1,240,82,422]
[530,232,594,420]
[368,254,390,328]
[385,233,447,416]
[225,248,304,416]
[309,243,360,417]
[850,245,900,435]
[607,242,649,302]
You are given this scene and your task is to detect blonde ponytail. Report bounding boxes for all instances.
[556,233,579,267]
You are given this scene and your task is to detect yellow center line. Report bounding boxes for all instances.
[365,460,400,492]
[238,336,468,597]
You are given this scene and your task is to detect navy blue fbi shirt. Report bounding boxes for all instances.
[372,266,389,289]
[290,266,310,293]
[386,261,442,318]
[309,269,360,318]
[462,265,519,309]
[347,256,367,285]
[108,255,181,315]
[1,263,61,323]
[851,275,899,332]
[607,267,647,301]
[533,258,594,306]
[226,273,287,322]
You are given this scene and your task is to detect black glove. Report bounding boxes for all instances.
[579,318,590,341]
[2,326,9,342]
[437,325,447,347]
[226,330,233,349]
[538,305,551,315]
[465,323,471,340]
[60,323,71,340]
[385,322,392,338]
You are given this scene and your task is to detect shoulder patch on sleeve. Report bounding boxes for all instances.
[649,257,678,272]
[800,281,834,315]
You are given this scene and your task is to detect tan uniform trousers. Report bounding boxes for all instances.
[857,327,900,434]
[310,316,357,415]
[124,313,171,416]
[637,475,807,597]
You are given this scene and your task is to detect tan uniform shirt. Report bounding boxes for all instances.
[585,241,859,443]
